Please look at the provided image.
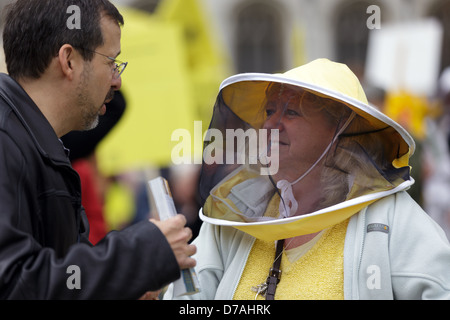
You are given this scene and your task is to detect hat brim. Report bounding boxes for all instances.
[199,179,414,241]
[220,73,415,162]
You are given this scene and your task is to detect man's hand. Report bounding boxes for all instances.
[139,290,161,300]
[150,214,197,270]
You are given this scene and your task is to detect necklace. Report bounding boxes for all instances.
[251,239,285,300]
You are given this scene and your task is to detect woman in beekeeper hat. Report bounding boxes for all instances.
[165,59,450,300]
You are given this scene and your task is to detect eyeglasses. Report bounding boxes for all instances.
[76,47,128,79]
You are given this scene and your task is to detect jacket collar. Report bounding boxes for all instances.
[0,73,70,165]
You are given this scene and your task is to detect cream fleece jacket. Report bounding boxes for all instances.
[165,191,450,300]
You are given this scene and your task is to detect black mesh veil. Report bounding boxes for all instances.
[196,60,415,240]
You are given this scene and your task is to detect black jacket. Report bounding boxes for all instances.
[0,74,179,299]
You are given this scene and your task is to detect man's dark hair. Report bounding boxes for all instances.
[2,0,124,80]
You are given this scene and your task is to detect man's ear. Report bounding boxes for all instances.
[58,44,77,80]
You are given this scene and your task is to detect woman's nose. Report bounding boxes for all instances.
[263,114,284,131]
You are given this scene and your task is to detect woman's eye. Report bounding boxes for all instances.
[286,109,300,116]
[266,109,275,117]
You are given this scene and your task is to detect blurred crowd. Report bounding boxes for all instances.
[363,68,450,240]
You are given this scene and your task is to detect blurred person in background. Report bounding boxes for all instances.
[422,67,450,240]
[0,0,195,299]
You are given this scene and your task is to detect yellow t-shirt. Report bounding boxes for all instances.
[233,218,349,300]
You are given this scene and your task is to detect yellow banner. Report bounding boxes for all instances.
[97,8,197,175]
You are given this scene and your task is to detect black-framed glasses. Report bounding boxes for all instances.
[75,47,128,79]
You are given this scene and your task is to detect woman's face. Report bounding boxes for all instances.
[262,85,337,181]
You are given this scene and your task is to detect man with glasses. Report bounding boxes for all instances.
[0,0,196,299]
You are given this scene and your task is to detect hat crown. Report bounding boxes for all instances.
[283,59,369,104]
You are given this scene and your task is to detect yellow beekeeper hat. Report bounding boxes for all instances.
[200,59,415,241]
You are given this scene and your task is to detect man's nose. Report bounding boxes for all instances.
[111,75,122,91]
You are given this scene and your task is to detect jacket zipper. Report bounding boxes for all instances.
[355,209,366,299]
[230,236,256,299]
